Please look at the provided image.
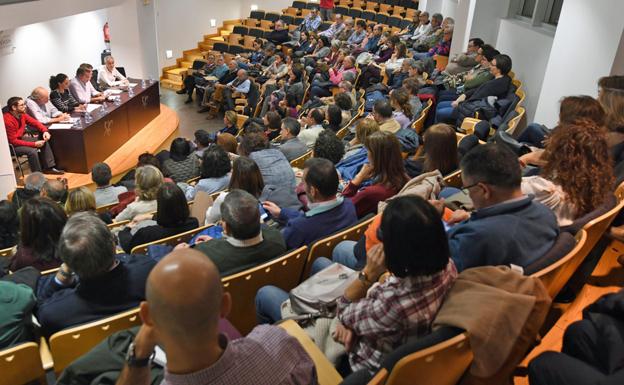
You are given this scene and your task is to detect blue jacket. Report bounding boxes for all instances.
[448,195,559,272]
[279,197,358,249]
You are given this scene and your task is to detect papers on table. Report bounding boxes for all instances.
[60,117,79,123]
[106,89,123,95]
[128,83,138,88]
[49,123,74,129]
[86,104,101,113]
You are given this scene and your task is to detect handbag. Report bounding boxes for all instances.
[289,262,358,317]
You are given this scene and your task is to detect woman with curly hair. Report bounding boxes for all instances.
[521,120,614,226]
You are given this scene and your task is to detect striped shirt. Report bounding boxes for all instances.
[337,260,458,371]
[161,325,317,385]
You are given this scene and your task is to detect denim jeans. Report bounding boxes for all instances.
[518,123,549,148]
[435,100,455,123]
[255,285,289,324]
[331,240,358,268]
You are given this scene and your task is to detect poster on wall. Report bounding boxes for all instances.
[0,29,15,56]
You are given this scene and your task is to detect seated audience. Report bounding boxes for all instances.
[97,55,128,89]
[0,200,18,249]
[184,145,231,200]
[207,69,251,120]
[313,130,345,165]
[522,121,614,226]
[0,281,36,349]
[278,117,309,161]
[193,129,213,159]
[114,165,163,222]
[64,187,113,222]
[389,88,414,130]
[264,111,283,141]
[405,123,458,177]
[49,73,86,113]
[118,183,199,253]
[372,99,401,133]
[435,54,513,124]
[69,63,105,104]
[3,96,63,174]
[324,104,344,132]
[342,119,380,161]
[239,133,301,209]
[301,7,322,32]
[25,87,70,124]
[188,190,286,276]
[37,213,156,337]
[10,172,45,209]
[162,138,200,183]
[343,131,409,218]
[116,152,168,190]
[447,144,559,271]
[220,110,239,136]
[403,77,424,117]
[319,13,345,40]
[205,156,265,224]
[264,158,357,249]
[298,108,326,149]
[9,197,67,272]
[40,179,68,205]
[114,249,317,385]
[256,196,457,373]
[92,162,128,207]
[445,37,484,75]
[528,288,624,385]
[216,132,238,154]
[267,20,290,46]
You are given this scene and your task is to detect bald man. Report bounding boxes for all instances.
[25,87,71,124]
[116,249,317,385]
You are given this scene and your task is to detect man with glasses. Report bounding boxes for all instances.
[300,7,322,32]
[3,96,64,174]
[444,143,559,272]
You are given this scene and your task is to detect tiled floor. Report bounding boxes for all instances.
[159,87,225,139]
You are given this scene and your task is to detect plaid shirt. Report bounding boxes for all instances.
[337,260,457,371]
[161,325,317,385]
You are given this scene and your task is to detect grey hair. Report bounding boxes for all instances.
[30,87,47,101]
[342,70,356,83]
[221,189,261,240]
[339,80,353,91]
[432,13,443,22]
[104,55,115,63]
[24,172,46,191]
[57,212,115,280]
[444,17,455,26]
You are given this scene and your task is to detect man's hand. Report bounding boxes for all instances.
[363,243,386,281]
[194,235,213,244]
[133,324,158,359]
[34,140,45,148]
[262,201,282,218]
[173,242,190,250]
[333,322,355,351]
[447,209,470,225]
[42,132,51,141]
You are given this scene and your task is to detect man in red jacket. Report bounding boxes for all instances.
[3,96,63,174]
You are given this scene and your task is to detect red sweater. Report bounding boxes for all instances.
[342,182,398,218]
[320,0,334,9]
[3,111,47,148]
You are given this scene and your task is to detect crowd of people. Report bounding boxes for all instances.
[2,3,624,385]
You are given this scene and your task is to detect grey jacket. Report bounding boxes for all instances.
[278,138,309,162]
[250,149,300,209]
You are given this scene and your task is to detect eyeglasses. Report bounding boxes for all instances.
[460,181,482,194]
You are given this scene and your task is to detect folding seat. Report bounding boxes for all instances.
[399,17,412,29]
[393,5,406,17]
[348,8,363,19]
[362,10,377,21]
[365,0,379,11]
[250,10,265,20]
[305,2,318,9]
[265,12,281,22]
[232,25,248,35]
[293,1,307,9]
[244,18,259,27]
[378,3,392,13]
[294,16,305,25]
[227,34,242,45]
[228,44,246,55]
[212,42,229,53]
[260,19,274,29]
[375,12,389,25]
[280,15,295,25]
[248,27,264,38]
[387,15,402,27]
[318,21,332,31]
[335,5,350,16]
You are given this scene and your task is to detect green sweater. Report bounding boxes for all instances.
[464,68,494,90]
[0,281,36,349]
[195,227,287,276]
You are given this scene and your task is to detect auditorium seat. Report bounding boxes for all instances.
[250,10,265,20]
[0,342,46,385]
[335,5,349,16]
[290,150,313,169]
[232,25,248,35]
[129,224,213,254]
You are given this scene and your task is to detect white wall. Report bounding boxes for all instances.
[441,0,459,20]
[0,9,108,105]
[449,0,476,57]
[470,0,510,45]
[610,29,624,75]
[534,0,624,126]
[155,0,243,68]
[496,19,554,122]
[0,119,16,199]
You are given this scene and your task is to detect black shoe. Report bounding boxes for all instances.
[43,167,65,175]
[184,98,193,104]
[176,89,186,95]
[197,106,210,113]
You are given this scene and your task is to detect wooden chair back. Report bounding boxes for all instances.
[49,308,141,375]
[236,113,249,128]
[0,246,15,257]
[516,88,526,107]
[95,202,117,214]
[107,219,130,230]
[304,217,375,278]
[243,35,256,48]
[365,1,378,11]
[130,224,213,254]
[434,54,449,71]
[244,18,259,27]
[222,246,308,334]
[290,150,313,169]
[443,170,462,189]
[384,333,472,385]
[512,78,522,90]
[0,342,46,385]
[412,99,433,134]
[260,19,274,29]
[531,230,587,299]
[189,191,215,225]
[506,106,525,136]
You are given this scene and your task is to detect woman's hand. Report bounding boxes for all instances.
[351,163,374,186]
[363,243,386,281]
[332,322,355,351]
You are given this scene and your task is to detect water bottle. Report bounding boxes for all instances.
[128,87,134,97]
[114,96,121,106]
[85,112,92,124]
[141,79,146,88]
[73,119,82,129]
[148,76,154,84]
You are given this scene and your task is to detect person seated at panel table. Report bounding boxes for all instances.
[25,87,70,125]
[49,73,86,114]
[2,96,64,174]
[69,63,106,105]
[97,55,129,90]
[113,249,317,385]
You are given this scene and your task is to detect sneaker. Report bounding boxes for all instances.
[176,89,186,95]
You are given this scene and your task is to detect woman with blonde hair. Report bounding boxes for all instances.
[65,187,97,216]
[114,165,163,222]
[220,110,239,136]
[342,131,409,217]
[522,121,615,226]
[343,119,380,160]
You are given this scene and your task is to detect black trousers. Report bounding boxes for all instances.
[528,320,624,385]
[12,135,56,172]
[222,88,236,111]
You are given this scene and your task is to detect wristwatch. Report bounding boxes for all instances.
[125,342,154,368]
[358,270,374,286]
